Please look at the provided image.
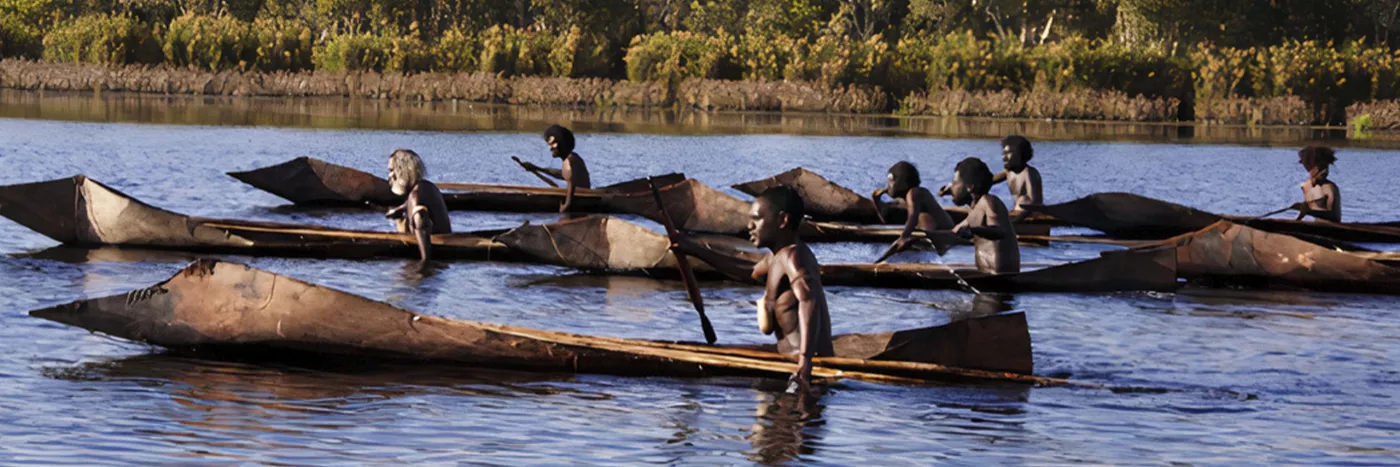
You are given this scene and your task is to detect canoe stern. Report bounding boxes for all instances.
[0,176,83,243]
[229,157,400,206]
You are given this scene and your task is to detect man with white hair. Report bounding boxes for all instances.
[385,149,451,262]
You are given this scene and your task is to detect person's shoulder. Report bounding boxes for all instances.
[981,193,1010,209]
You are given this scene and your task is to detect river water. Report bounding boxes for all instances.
[0,97,1398,464]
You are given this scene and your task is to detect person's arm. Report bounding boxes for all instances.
[953,204,1008,240]
[527,163,565,180]
[870,187,888,222]
[901,190,924,244]
[411,210,433,262]
[787,256,818,392]
[992,170,1009,186]
[560,157,579,212]
[561,178,577,212]
[756,290,776,335]
[385,204,407,219]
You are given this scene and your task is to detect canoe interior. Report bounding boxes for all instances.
[29,260,1035,384]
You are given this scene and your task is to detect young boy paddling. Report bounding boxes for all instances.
[1291,146,1341,222]
[384,149,451,262]
[670,187,834,393]
[871,161,956,253]
[995,136,1043,210]
[948,157,1020,273]
[882,158,1019,273]
[518,124,592,212]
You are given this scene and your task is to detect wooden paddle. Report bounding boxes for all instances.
[1253,206,1294,219]
[647,177,718,345]
[874,242,902,264]
[512,156,560,188]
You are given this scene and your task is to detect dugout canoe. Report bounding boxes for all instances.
[498,217,1180,293]
[820,247,1179,293]
[1161,220,1400,294]
[29,259,1052,385]
[0,175,520,261]
[229,156,686,212]
[1023,192,1400,243]
[733,168,1065,226]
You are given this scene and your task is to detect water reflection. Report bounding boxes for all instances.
[746,385,828,465]
[3,89,1392,148]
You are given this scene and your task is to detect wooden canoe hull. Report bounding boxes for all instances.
[1163,220,1400,294]
[228,157,686,212]
[821,246,1180,293]
[0,176,518,261]
[1024,192,1400,243]
[733,168,883,223]
[29,260,1034,382]
[229,156,401,206]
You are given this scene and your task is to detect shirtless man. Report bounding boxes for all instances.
[870,161,956,253]
[947,157,1020,274]
[671,186,834,393]
[518,124,592,212]
[994,136,1042,210]
[939,136,1042,211]
[1290,146,1341,222]
[384,149,452,262]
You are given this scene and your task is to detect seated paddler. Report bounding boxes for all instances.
[940,135,1043,213]
[517,124,592,213]
[1290,146,1341,222]
[669,186,835,394]
[947,157,1020,274]
[384,149,452,262]
[871,161,957,254]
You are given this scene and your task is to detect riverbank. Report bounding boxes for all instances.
[7,87,1399,148]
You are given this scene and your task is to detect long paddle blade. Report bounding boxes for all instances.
[874,242,901,264]
[647,177,717,345]
[512,156,560,188]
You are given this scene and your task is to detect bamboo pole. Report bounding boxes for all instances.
[478,323,1104,389]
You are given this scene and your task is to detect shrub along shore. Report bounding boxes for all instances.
[5,4,1400,128]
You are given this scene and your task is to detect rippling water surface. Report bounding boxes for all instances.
[1,115,1398,464]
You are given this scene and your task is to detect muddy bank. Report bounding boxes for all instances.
[0,59,887,113]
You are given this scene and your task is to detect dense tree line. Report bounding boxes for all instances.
[5,0,1400,123]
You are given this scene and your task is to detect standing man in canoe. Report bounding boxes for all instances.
[670,187,834,394]
[1290,146,1341,222]
[384,149,452,263]
[947,157,1020,273]
[940,135,1042,211]
[871,161,956,253]
[517,124,592,213]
